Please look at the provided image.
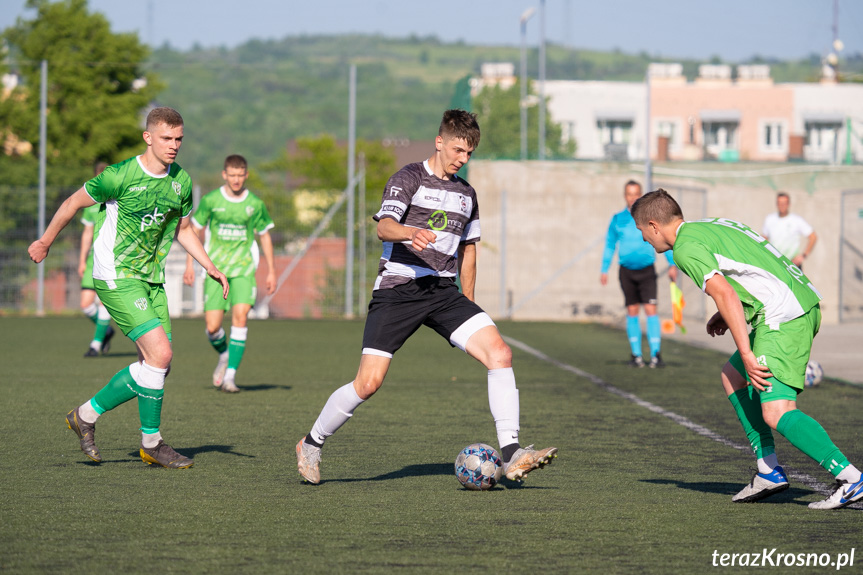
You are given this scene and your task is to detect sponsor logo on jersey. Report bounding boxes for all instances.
[129,186,148,192]
[428,210,448,231]
[134,297,148,311]
[246,206,254,217]
[389,186,402,197]
[381,204,404,217]
[424,195,441,202]
[460,196,468,214]
[172,181,182,195]
[141,207,166,231]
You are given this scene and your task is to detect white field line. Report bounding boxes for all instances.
[504,336,861,505]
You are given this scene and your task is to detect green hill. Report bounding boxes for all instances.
[148,34,850,187]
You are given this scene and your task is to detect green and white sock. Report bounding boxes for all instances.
[728,388,775,461]
[91,364,139,413]
[776,409,851,478]
[91,305,111,349]
[133,361,167,436]
[208,327,228,354]
[82,302,98,324]
[227,326,248,374]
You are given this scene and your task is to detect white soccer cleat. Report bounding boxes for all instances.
[732,466,789,503]
[503,444,558,481]
[808,477,863,510]
[296,438,322,484]
[212,353,228,388]
[221,378,240,393]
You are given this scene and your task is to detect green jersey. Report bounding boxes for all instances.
[191,187,274,278]
[85,156,193,284]
[79,203,101,279]
[673,218,822,330]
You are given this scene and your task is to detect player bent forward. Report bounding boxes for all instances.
[296,110,557,484]
[28,107,228,469]
[632,189,863,510]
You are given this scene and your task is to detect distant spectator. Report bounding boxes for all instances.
[762,193,817,269]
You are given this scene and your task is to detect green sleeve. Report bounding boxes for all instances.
[254,199,274,234]
[673,241,719,291]
[84,166,120,203]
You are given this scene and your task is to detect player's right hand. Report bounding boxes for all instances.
[28,240,49,264]
[207,267,229,299]
[410,228,436,252]
[600,273,608,286]
[77,262,86,278]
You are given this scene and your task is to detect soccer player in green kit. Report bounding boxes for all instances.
[78,162,115,357]
[632,189,863,510]
[29,107,228,469]
[183,154,276,393]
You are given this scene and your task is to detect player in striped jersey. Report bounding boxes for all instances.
[296,110,557,484]
[632,189,862,510]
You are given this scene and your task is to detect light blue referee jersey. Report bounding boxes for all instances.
[601,207,675,273]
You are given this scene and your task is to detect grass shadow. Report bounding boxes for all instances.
[640,478,827,507]
[233,384,292,392]
[128,444,256,459]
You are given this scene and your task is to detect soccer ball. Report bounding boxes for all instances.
[805,360,823,387]
[454,443,503,491]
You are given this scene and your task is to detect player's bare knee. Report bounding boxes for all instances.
[354,377,383,400]
[491,340,512,368]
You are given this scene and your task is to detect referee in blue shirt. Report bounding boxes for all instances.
[600,180,677,367]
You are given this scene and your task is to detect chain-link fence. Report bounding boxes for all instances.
[0,184,381,319]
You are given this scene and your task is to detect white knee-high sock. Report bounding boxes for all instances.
[309,382,365,445]
[488,367,520,448]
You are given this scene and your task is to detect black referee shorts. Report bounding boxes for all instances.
[618,264,658,307]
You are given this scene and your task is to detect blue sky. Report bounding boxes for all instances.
[2,0,861,62]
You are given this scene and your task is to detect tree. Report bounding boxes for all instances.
[472,80,575,160]
[1,0,161,188]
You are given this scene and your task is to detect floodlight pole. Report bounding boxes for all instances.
[519,7,536,161]
[345,64,356,318]
[645,65,652,193]
[538,0,546,161]
[37,59,47,316]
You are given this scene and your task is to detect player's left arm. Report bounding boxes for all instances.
[704,274,771,390]
[258,231,277,295]
[457,242,477,302]
[176,217,229,299]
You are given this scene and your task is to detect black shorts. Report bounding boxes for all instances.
[361,276,490,356]
[619,265,658,307]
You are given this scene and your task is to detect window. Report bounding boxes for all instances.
[760,120,787,153]
[656,120,677,146]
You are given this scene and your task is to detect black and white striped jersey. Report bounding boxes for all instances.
[372,160,481,291]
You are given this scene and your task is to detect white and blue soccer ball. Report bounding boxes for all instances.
[805,360,824,388]
[455,443,502,490]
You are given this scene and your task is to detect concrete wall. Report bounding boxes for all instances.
[468,160,863,326]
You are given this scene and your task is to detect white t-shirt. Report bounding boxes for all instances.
[762,212,813,260]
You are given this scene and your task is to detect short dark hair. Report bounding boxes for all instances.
[439,109,481,149]
[624,180,642,191]
[631,189,684,225]
[146,107,184,130]
[777,192,790,200]
[224,154,248,170]
[93,161,109,176]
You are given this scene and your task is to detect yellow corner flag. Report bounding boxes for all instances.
[670,281,686,334]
